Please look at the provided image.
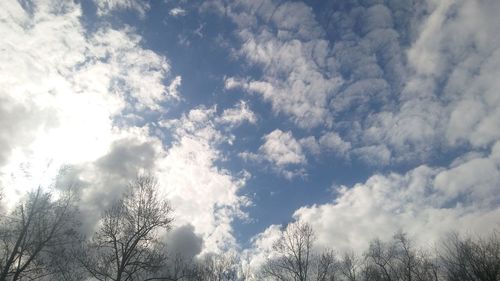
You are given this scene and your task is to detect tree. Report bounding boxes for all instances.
[80,175,174,281]
[198,253,239,281]
[364,233,441,281]
[338,252,360,281]
[0,187,80,281]
[365,238,400,281]
[261,221,336,281]
[315,250,337,281]
[440,232,500,281]
[261,221,315,281]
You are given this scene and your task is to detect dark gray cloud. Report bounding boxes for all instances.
[165,224,204,260]
[55,137,161,235]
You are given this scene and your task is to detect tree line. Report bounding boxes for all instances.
[0,176,498,280]
[255,221,500,281]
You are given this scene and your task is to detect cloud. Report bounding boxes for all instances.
[169,7,187,17]
[360,0,500,162]
[352,144,392,166]
[239,129,307,179]
[260,130,306,167]
[218,1,341,129]
[298,132,351,160]
[0,0,249,256]
[216,100,257,127]
[242,141,500,275]
[94,0,150,17]
[318,132,351,156]
[0,0,177,201]
[257,129,308,179]
[292,141,500,253]
[165,224,204,260]
[158,107,250,253]
[215,0,500,166]
[240,224,282,279]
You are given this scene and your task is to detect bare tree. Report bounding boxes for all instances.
[0,187,80,281]
[315,250,337,281]
[261,221,315,281]
[197,253,239,281]
[440,232,500,281]
[80,175,174,281]
[365,238,398,281]
[159,254,202,281]
[261,222,337,281]
[338,251,361,281]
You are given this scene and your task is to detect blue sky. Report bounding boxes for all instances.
[1,0,500,270]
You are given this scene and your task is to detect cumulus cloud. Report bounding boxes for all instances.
[228,1,500,273]
[165,224,204,260]
[260,130,306,167]
[217,100,257,127]
[0,0,173,203]
[241,141,500,276]
[0,0,250,256]
[158,107,250,253]
[239,129,307,179]
[352,144,392,166]
[293,142,500,254]
[240,225,282,279]
[299,132,351,159]
[357,0,500,162]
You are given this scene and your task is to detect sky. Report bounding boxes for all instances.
[1,0,500,272]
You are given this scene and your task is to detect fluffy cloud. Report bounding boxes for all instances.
[240,129,307,179]
[0,0,167,202]
[218,1,341,129]
[242,141,500,275]
[357,0,500,162]
[0,0,175,175]
[0,0,249,256]
[241,128,354,178]
[158,107,250,253]
[260,130,306,167]
[217,0,500,167]
[299,132,352,159]
[165,224,204,260]
[217,100,257,127]
[293,141,500,253]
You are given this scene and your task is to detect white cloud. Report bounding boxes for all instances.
[298,132,351,159]
[217,101,257,127]
[169,7,187,17]
[353,145,392,166]
[240,129,307,179]
[224,76,249,90]
[291,143,500,254]
[299,136,321,156]
[94,0,150,17]
[158,107,250,253]
[318,132,351,156]
[0,0,249,256]
[260,130,306,167]
[396,0,500,153]
[220,1,341,129]
[218,0,500,167]
[240,224,282,280]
